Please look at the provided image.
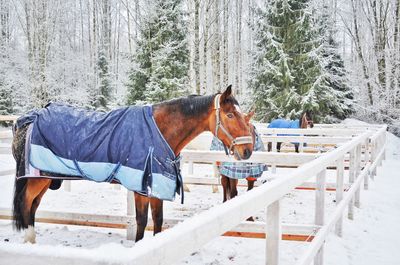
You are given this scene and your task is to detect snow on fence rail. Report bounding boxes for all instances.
[123,129,385,265]
[0,119,387,265]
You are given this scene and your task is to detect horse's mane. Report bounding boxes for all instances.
[155,93,240,117]
[155,94,215,117]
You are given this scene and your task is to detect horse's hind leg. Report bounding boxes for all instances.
[277,142,282,152]
[22,179,51,243]
[134,193,150,242]
[295,143,299,153]
[150,198,163,235]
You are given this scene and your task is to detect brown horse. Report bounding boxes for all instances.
[214,124,264,196]
[267,111,314,153]
[12,85,254,243]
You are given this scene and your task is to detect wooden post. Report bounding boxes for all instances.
[63,180,71,192]
[212,162,219,193]
[335,157,344,237]
[266,200,281,265]
[315,169,326,265]
[364,139,370,190]
[126,190,136,240]
[382,132,386,161]
[298,134,304,153]
[183,162,192,192]
[272,138,277,174]
[355,144,362,208]
[376,135,383,166]
[188,162,194,174]
[371,139,376,180]
[348,149,355,220]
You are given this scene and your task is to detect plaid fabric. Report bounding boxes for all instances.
[210,127,267,179]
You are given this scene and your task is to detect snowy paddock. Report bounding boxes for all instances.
[0,123,398,265]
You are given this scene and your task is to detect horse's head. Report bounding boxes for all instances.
[210,85,254,160]
[301,110,314,128]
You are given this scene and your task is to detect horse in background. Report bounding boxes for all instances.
[12,85,255,243]
[267,111,314,153]
[211,123,267,216]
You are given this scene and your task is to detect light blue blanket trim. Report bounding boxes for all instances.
[29,144,176,200]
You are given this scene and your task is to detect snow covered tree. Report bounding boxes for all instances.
[315,3,354,121]
[249,0,346,122]
[97,50,112,110]
[126,0,189,105]
[322,36,354,121]
[0,80,12,116]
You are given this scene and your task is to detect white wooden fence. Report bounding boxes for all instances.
[0,121,387,265]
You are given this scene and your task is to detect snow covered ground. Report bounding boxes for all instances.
[0,129,399,265]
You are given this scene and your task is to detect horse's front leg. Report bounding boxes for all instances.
[134,193,150,242]
[221,175,228,202]
[150,197,163,235]
[228,178,238,199]
[246,178,256,222]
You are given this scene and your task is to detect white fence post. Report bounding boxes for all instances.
[212,162,219,193]
[335,157,344,237]
[126,190,136,240]
[355,144,362,208]
[272,136,277,174]
[298,134,304,153]
[364,139,370,190]
[371,139,376,180]
[382,132,386,161]
[63,180,71,192]
[314,169,326,265]
[266,200,281,265]
[348,149,355,220]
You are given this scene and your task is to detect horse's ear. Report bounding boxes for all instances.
[220,85,232,102]
[245,110,255,123]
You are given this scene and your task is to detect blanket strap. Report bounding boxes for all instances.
[105,162,122,183]
[171,155,184,204]
[73,160,91,180]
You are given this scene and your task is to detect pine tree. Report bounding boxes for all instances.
[0,81,12,116]
[126,0,189,105]
[323,36,354,121]
[97,50,112,110]
[0,32,12,119]
[319,5,354,121]
[249,0,345,122]
[88,50,112,111]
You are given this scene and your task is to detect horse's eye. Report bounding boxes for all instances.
[226,113,234,118]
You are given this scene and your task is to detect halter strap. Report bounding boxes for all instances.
[213,94,253,155]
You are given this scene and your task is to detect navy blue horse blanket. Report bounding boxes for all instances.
[15,103,182,201]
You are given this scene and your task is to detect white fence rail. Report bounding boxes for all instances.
[0,121,387,265]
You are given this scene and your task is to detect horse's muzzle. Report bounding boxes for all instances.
[234,147,252,160]
[243,148,252,160]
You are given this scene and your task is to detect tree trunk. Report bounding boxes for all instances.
[211,0,220,92]
[194,0,200,94]
[203,1,209,93]
[351,0,374,106]
[223,0,229,87]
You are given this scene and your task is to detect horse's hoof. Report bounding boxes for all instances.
[23,226,36,244]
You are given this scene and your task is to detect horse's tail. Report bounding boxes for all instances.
[11,125,29,231]
[12,178,27,231]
